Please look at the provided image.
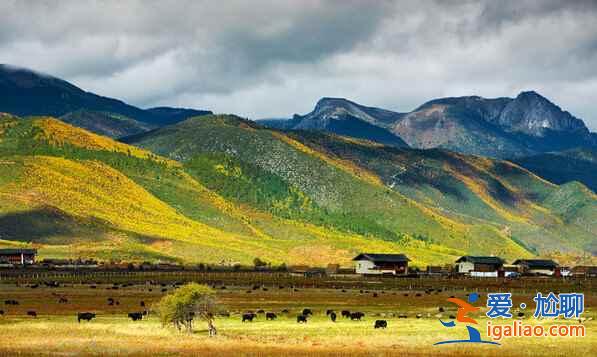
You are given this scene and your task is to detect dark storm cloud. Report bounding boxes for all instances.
[0,0,596,130]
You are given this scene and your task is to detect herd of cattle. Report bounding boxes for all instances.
[1,281,484,330]
[2,294,447,329]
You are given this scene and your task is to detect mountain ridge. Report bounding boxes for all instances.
[0,64,211,133]
[263,93,596,158]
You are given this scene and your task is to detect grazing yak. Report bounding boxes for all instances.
[302,308,313,316]
[374,320,387,329]
[4,300,18,305]
[350,312,365,321]
[326,309,334,316]
[58,297,68,304]
[257,309,265,314]
[296,315,308,323]
[281,309,290,314]
[242,313,256,322]
[27,310,37,318]
[140,301,145,307]
[78,312,96,323]
[341,310,351,318]
[265,312,277,320]
[330,312,337,322]
[438,307,445,313]
[128,312,143,321]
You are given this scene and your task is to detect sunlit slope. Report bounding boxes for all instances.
[126,115,531,259]
[285,131,597,254]
[0,116,463,265]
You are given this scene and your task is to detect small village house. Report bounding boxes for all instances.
[572,266,597,278]
[353,253,410,275]
[455,256,504,277]
[0,248,37,265]
[326,264,340,275]
[512,259,559,276]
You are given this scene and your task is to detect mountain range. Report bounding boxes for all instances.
[0,65,595,266]
[0,64,211,138]
[263,94,596,159]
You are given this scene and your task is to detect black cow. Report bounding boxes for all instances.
[438,307,445,312]
[27,310,37,318]
[59,297,68,304]
[341,310,351,318]
[302,308,313,316]
[373,293,378,298]
[257,309,265,314]
[107,298,115,306]
[128,312,143,321]
[4,300,18,305]
[281,309,290,314]
[350,312,364,321]
[330,312,337,322]
[242,313,256,322]
[266,312,277,320]
[326,309,334,316]
[398,314,407,319]
[374,320,387,329]
[296,315,308,323]
[140,301,145,307]
[78,312,96,322]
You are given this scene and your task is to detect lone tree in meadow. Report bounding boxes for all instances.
[157,283,218,336]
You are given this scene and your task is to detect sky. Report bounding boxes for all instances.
[1,0,596,130]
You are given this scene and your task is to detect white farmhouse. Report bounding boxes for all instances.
[455,256,504,277]
[512,259,559,276]
[353,253,410,275]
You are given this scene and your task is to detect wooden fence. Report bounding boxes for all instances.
[0,269,594,293]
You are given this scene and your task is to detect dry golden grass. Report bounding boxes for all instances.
[0,283,594,356]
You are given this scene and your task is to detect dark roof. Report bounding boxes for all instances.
[353,253,410,263]
[455,256,504,265]
[0,248,37,255]
[512,259,558,268]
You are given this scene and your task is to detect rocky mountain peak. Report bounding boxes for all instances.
[498,91,588,136]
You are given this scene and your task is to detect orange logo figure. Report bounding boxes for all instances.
[434,292,500,346]
[447,297,479,324]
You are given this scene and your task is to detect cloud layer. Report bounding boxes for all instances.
[1,0,596,129]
